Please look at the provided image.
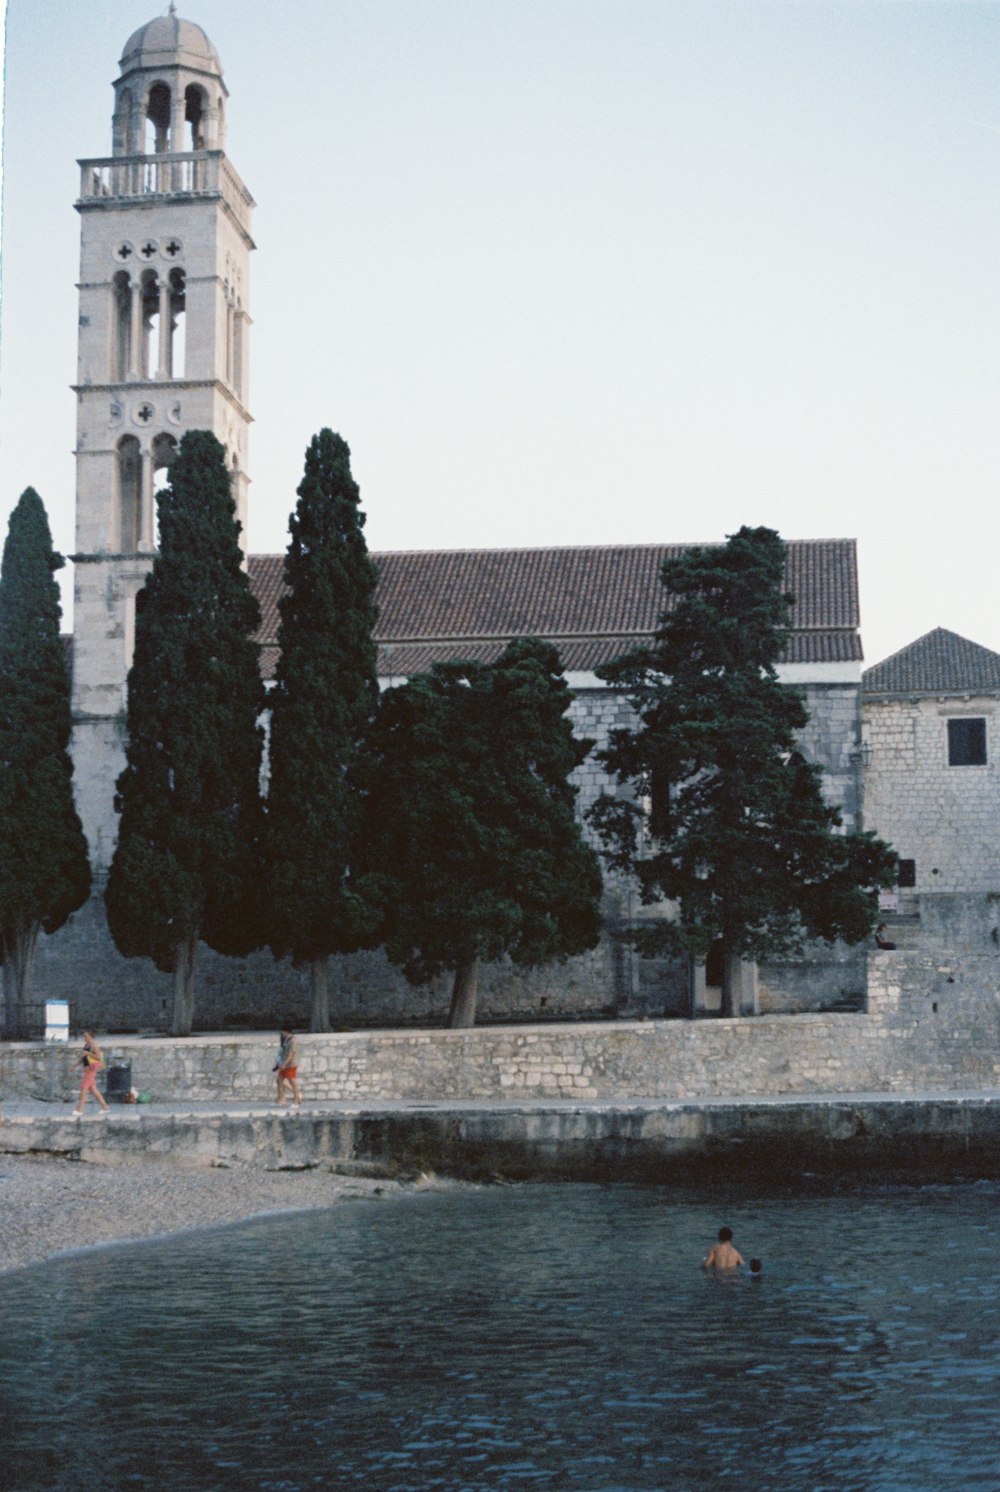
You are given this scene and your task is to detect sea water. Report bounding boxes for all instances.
[1,1179,999,1491]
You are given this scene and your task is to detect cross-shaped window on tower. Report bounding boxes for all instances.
[140,240,158,260]
[164,239,182,258]
[115,242,133,261]
[136,403,155,424]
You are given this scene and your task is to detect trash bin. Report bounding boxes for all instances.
[105,1060,132,1102]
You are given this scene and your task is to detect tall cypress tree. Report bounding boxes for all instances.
[590,526,897,1015]
[105,431,264,1035]
[361,637,603,1027]
[0,489,91,1038]
[264,430,381,1031]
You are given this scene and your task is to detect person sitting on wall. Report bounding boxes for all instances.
[874,923,897,950]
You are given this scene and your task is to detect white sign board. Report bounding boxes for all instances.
[45,1000,70,1042]
[878,889,899,913]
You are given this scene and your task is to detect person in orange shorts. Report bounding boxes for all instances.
[275,1028,302,1111]
[73,1031,110,1118]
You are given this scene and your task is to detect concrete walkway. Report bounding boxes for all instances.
[4,1086,1000,1123]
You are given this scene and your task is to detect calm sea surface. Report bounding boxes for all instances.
[1,1179,999,1491]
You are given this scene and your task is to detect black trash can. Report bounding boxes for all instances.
[105,1059,132,1103]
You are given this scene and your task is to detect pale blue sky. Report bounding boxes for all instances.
[2,0,998,667]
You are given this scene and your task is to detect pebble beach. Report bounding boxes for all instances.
[0,1149,408,1277]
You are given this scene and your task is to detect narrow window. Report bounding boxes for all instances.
[140,271,159,380]
[169,269,186,378]
[947,718,987,766]
[117,436,142,552]
[897,859,916,889]
[648,758,671,840]
[112,271,132,380]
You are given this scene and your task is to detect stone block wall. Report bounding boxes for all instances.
[863,694,1000,894]
[6,950,998,1105]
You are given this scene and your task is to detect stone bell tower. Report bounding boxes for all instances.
[71,7,255,870]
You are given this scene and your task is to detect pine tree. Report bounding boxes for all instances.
[105,432,265,1035]
[0,489,91,1038]
[590,526,897,1016]
[264,430,381,1031]
[362,636,603,1027]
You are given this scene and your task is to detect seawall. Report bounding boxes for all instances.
[4,1096,1000,1183]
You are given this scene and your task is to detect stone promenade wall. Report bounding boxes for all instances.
[4,951,999,1104]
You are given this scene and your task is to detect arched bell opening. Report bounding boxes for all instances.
[116,435,142,553]
[151,433,179,550]
[144,81,172,154]
[168,269,186,378]
[140,270,159,380]
[184,84,208,151]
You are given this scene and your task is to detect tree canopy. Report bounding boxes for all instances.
[105,431,265,1034]
[361,636,604,1026]
[0,488,91,1037]
[264,430,381,1030]
[590,525,897,1014]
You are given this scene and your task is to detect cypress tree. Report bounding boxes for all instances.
[590,526,897,1015]
[0,489,91,1038]
[362,636,603,1027]
[105,431,264,1035]
[264,430,381,1031]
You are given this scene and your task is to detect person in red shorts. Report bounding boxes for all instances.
[275,1028,302,1111]
[73,1031,110,1118]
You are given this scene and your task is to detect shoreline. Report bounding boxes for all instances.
[0,1151,419,1279]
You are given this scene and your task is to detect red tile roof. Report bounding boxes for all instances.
[863,627,1000,697]
[249,539,861,681]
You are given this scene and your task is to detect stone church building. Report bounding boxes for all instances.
[30,11,873,1033]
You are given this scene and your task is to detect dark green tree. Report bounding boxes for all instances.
[0,489,91,1038]
[589,526,897,1016]
[105,432,265,1035]
[264,430,381,1032]
[362,636,603,1027]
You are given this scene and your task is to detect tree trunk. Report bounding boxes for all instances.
[310,954,331,1033]
[1,918,41,1039]
[448,956,480,1028]
[170,935,198,1036]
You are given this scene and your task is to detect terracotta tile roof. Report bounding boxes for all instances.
[863,627,1000,697]
[249,539,861,681]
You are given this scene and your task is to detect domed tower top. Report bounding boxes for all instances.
[112,5,227,156]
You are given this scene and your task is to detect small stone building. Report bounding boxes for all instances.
[862,627,1000,950]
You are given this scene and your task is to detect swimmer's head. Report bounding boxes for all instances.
[749,1258,762,1274]
[718,1227,733,1242]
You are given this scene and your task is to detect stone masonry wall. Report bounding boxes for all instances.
[21,681,863,1035]
[6,951,998,1105]
[863,694,1000,894]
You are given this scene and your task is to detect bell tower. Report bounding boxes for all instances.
[71,7,255,869]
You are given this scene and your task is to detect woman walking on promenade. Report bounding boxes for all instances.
[73,1032,109,1118]
[275,1029,302,1112]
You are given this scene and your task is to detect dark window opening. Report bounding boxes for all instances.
[649,758,671,840]
[705,939,724,989]
[947,717,987,766]
[897,858,916,888]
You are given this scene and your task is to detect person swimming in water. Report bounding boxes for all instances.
[702,1226,745,1270]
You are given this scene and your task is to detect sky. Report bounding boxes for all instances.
[1,0,998,669]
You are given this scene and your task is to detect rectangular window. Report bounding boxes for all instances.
[897,858,916,888]
[947,717,987,766]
